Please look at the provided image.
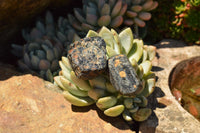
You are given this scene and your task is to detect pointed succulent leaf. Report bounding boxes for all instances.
[100,3,110,16]
[110,15,123,28]
[99,26,114,48]
[98,15,111,27]
[86,30,99,37]
[74,8,86,23]
[142,49,148,62]
[68,14,82,31]
[111,0,122,18]
[86,6,97,15]
[82,23,95,31]
[138,12,152,21]
[106,46,117,57]
[36,21,45,35]
[109,0,116,9]
[45,11,54,24]
[131,0,142,5]
[96,96,117,109]
[119,27,134,55]
[128,39,144,62]
[137,78,155,97]
[61,57,72,71]
[111,29,123,54]
[30,28,43,41]
[139,60,152,77]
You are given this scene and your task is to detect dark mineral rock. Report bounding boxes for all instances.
[68,37,107,80]
[108,54,143,96]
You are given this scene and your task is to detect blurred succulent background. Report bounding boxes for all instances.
[145,0,200,45]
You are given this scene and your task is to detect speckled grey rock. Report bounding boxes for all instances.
[139,39,200,133]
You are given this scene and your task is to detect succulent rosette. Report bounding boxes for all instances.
[54,26,156,122]
[11,11,78,82]
[124,0,158,27]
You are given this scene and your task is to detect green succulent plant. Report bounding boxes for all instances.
[11,11,77,82]
[67,0,158,38]
[54,26,156,122]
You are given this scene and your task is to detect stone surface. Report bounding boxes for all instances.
[0,0,75,60]
[139,39,200,133]
[0,63,135,133]
[1,39,200,133]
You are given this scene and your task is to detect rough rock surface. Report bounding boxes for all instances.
[139,39,200,133]
[1,39,200,133]
[0,63,134,133]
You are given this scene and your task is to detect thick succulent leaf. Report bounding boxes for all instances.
[100,3,110,16]
[68,14,82,31]
[108,0,116,9]
[111,0,122,18]
[144,45,156,61]
[31,55,40,70]
[28,42,40,51]
[59,61,71,80]
[126,11,137,18]
[86,30,99,37]
[134,18,145,27]
[131,5,142,12]
[39,59,51,70]
[70,71,92,91]
[137,78,155,97]
[104,105,125,117]
[61,57,72,71]
[45,11,54,24]
[82,23,95,31]
[123,19,134,26]
[88,88,107,100]
[119,27,134,55]
[46,49,55,61]
[123,110,133,121]
[50,59,59,72]
[139,60,152,77]
[63,91,94,106]
[96,96,117,109]
[46,69,54,82]
[30,28,43,41]
[119,3,127,16]
[86,14,98,26]
[111,29,123,54]
[128,39,143,62]
[99,26,114,48]
[106,46,118,57]
[142,49,148,62]
[142,0,154,11]
[36,21,45,35]
[147,1,158,11]
[57,32,67,43]
[98,15,111,27]
[110,15,123,28]
[74,8,86,23]
[86,6,97,15]
[98,0,106,11]
[132,108,152,121]
[60,76,88,97]
[138,12,152,21]
[131,0,142,5]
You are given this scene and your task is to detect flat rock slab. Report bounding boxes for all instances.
[139,39,200,133]
[0,64,134,133]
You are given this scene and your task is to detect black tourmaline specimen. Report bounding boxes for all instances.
[108,54,143,96]
[68,37,107,80]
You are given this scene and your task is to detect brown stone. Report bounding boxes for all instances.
[139,39,200,133]
[0,63,135,133]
